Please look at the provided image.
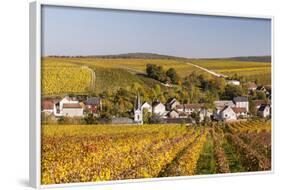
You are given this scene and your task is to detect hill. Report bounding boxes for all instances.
[42,55,272,97]
[227,56,271,63]
[88,52,185,60]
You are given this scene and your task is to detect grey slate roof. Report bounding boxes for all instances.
[233,96,248,102]
[84,97,101,105]
[258,104,270,112]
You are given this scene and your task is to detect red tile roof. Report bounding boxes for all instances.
[232,107,247,113]
[184,103,204,109]
[41,100,54,110]
[63,103,82,109]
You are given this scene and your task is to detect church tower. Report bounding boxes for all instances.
[134,92,143,124]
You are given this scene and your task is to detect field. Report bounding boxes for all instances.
[42,57,211,96]
[41,59,93,96]
[189,59,271,85]
[42,57,271,96]
[41,120,271,184]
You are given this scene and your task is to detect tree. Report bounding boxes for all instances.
[223,84,243,99]
[256,90,266,100]
[146,64,167,82]
[166,68,179,84]
[143,109,152,124]
[190,111,200,124]
[84,113,96,124]
[249,99,257,116]
[188,72,201,87]
[156,65,167,82]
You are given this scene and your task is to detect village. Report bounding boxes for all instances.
[41,82,271,125]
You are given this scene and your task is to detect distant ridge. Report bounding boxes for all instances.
[47,53,271,62]
[47,53,185,60]
[226,56,271,62]
[93,53,185,60]
[199,56,271,62]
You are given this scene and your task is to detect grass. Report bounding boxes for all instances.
[189,59,271,85]
[222,139,246,173]
[195,134,216,175]
[93,67,165,94]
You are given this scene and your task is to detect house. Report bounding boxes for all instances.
[41,99,56,114]
[227,80,240,86]
[232,107,247,118]
[166,98,180,111]
[257,104,271,118]
[141,102,152,113]
[134,93,143,124]
[84,97,102,114]
[199,109,213,122]
[245,82,257,91]
[179,112,189,118]
[219,106,237,121]
[54,96,84,117]
[253,100,270,112]
[180,103,204,115]
[256,85,267,93]
[233,96,249,112]
[167,110,180,118]
[175,104,184,112]
[152,101,166,116]
[61,103,84,117]
[214,100,235,111]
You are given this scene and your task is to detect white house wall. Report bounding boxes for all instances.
[61,108,84,117]
[153,104,166,115]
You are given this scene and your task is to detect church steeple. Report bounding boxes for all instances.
[134,92,143,124]
[137,92,141,110]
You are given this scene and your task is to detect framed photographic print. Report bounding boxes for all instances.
[29,0,273,188]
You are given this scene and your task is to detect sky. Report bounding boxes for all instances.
[41,5,271,58]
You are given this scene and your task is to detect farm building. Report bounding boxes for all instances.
[257,104,271,118]
[167,110,180,118]
[84,97,102,114]
[219,106,237,121]
[214,100,235,111]
[166,98,180,111]
[252,100,270,113]
[199,109,213,122]
[184,103,205,114]
[41,99,56,114]
[179,112,189,118]
[227,80,240,86]
[232,107,248,118]
[233,96,249,112]
[245,82,257,91]
[152,101,166,116]
[141,102,152,113]
[54,96,84,117]
[61,103,84,117]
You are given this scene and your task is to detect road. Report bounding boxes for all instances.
[184,62,228,78]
